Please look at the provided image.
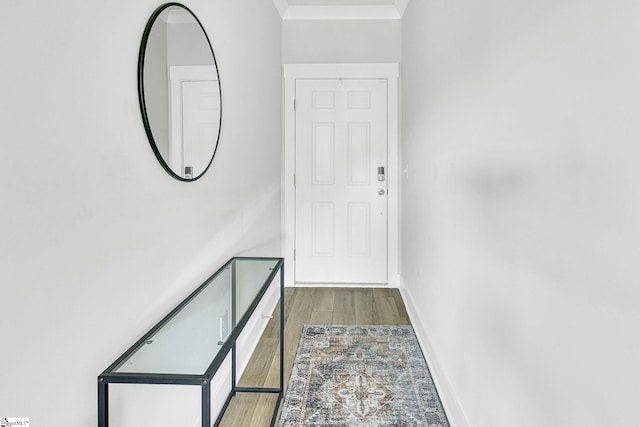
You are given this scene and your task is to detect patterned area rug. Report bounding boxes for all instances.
[279,325,450,427]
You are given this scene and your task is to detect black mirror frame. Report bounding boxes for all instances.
[137,2,222,182]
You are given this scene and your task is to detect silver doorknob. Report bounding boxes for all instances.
[378,189,385,195]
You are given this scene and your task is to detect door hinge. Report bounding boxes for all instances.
[293,99,296,111]
[293,249,296,260]
[293,173,296,187]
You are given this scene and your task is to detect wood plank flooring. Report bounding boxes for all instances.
[218,287,411,427]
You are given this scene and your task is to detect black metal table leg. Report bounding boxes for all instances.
[202,379,211,427]
[98,378,108,427]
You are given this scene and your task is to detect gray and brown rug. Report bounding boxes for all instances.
[279,325,450,427]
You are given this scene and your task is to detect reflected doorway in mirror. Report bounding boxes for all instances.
[169,66,220,178]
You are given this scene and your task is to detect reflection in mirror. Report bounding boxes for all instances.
[139,3,221,181]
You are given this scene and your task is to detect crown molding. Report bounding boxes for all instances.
[273,0,289,18]
[163,9,195,24]
[394,0,409,16]
[273,0,409,20]
[284,5,399,20]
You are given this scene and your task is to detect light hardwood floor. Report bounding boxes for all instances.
[218,287,411,427]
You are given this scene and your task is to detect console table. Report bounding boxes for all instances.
[98,257,284,427]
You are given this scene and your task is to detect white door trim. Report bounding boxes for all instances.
[282,63,400,288]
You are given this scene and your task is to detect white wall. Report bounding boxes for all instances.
[0,0,282,426]
[144,20,169,158]
[167,22,212,66]
[283,19,400,63]
[401,0,640,426]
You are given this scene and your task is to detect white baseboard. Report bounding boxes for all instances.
[293,282,390,288]
[399,282,469,427]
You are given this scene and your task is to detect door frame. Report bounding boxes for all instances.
[282,63,400,288]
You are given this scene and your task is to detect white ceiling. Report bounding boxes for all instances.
[273,0,409,20]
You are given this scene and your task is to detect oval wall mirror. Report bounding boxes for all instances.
[138,3,221,181]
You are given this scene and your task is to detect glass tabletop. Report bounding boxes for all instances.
[112,258,281,376]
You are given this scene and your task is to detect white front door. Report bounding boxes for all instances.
[295,79,388,284]
[169,66,219,178]
[181,80,220,177]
